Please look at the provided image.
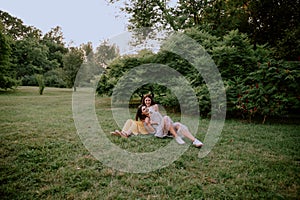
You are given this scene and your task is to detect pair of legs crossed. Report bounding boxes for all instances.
[163,116,203,147]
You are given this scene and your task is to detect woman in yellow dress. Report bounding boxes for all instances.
[111,104,155,137]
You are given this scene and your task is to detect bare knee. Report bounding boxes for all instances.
[174,124,181,131]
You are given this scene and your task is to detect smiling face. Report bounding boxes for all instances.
[144,97,152,107]
[141,106,149,115]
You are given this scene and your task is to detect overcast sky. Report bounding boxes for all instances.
[0,0,128,47]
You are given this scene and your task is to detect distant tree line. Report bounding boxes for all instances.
[0,10,119,91]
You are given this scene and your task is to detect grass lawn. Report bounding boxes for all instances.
[0,86,299,199]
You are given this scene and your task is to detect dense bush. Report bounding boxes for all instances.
[232,60,300,123]
[44,69,67,88]
[21,75,38,86]
[96,29,299,122]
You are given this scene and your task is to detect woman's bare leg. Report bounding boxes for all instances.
[174,123,195,142]
[174,123,203,147]
[164,119,185,144]
[168,125,178,137]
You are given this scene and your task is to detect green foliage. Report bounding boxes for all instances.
[1,11,123,92]
[44,68,67,88]
[42,26,65,45]
[35,74,45,95]
[234,60,300,123]
[109,0,300,60]
[154,50,195,77]
[73,42,109,88]
[1,7,299,122]
[247,0,300,60]
[0,24,19,90]
[41,26,68,69]
[96,73,112,96]
[97,55,142,96]
[0,10,42,40]
[274,26,300,61]
[184,27,219,53]
[1,11,71,89]
[62,47,84,90]
[194,84,210,116]
[95,40,119,68]
[97,27,299,121]
[212,30,257,79]
[13,37,51,82]
[21,75,38,86]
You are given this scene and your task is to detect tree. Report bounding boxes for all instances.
[35,74,45,95]
[0,11,82,89]
[41,26,68,69]
[109,0,223,33]
[1,11,65,86]
[246,0,300,60]
[0,10,42,40]
[96,53,142,96]
[81,42,94,63]
[0,24,19,89]
[107,0,203,42]
[205,0,300,60]
[62,47,84,91]
[77,42,105,86]
[13,37,50,84]
[95,40,119,68]
[108,0,300,60]
[42,26,65,45]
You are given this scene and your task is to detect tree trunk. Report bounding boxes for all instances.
[262,115,267,124]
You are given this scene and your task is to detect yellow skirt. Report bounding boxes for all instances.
[122,119,148,135]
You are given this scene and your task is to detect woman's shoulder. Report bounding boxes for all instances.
[150,104,159,112]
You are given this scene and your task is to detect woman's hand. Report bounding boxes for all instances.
[144,117,151,125]
[153,104,159,112]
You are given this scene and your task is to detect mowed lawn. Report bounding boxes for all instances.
[0,87,299,199]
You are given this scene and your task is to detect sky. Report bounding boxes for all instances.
[0,0,129,47]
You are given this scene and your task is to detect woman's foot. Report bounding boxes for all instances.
[192,139,203,148]
[111,130,121,136]
[119,130,129,138]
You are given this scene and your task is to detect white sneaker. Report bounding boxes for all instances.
[193,139,203,148]
[175,136,185,145]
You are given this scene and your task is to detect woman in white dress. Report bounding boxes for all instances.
[141,94,203,147]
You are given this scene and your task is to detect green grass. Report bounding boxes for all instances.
[1,86,299,199]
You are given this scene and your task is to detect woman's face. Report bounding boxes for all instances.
[144,97,152,107]
[141,106,149,115]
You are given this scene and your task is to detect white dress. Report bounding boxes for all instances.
[147,106,166,138]
[147,105,188,138]
[163,116,188,138]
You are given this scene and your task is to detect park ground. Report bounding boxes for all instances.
[0,87,299,199]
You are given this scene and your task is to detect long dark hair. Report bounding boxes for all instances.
[141,94,156,106]
[135,104,147,121]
